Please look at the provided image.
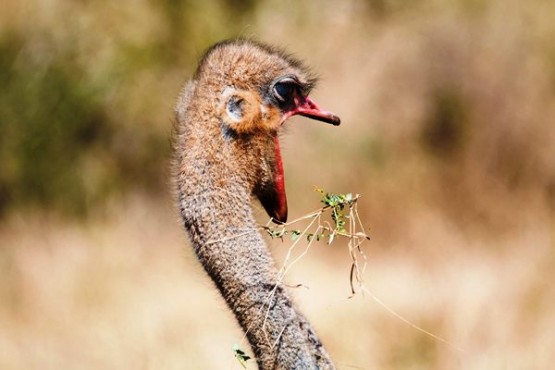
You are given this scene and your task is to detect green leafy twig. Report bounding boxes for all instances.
[233,344,252,368]
[263,188,370,296]
[233,188,371,367]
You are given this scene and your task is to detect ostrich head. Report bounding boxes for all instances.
[188,39,340,224]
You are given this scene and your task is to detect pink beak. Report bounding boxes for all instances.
[283,96,341,126]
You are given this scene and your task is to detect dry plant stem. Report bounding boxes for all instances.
[348,205,368,295]
[361,286,465,352]
[247,194,372,358]
[263,194,370,297]
[256,213,323,348]
[263,197,463,353]
[250,198,372,359]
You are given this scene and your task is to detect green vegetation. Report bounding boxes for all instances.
[0,1,259,217]
[2,0,554,231]
[265,188,370,295]
[233,344,252,368]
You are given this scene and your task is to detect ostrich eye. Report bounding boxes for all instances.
[273,82,296,103]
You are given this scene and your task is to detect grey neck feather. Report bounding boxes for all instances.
[178,186,335,369]
[174,81,335,370]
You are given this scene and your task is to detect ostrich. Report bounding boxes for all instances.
[173,39,340,369]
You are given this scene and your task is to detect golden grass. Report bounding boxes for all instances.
[1,195,553,369]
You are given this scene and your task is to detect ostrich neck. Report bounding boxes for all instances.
[176,135,334,370]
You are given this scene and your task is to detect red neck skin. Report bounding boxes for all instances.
[272,136,288,223]
[268,94,340,223]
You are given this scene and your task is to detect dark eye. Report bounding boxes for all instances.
[273,82,295,103]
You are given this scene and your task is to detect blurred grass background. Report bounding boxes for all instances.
[1,0,554,369]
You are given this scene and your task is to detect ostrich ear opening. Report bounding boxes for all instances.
[220,90,262,132]
[226,95,245,121]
